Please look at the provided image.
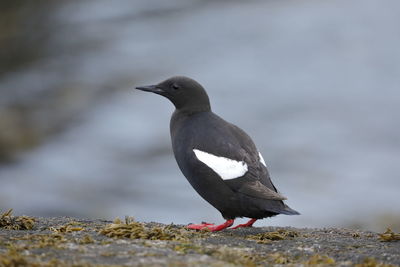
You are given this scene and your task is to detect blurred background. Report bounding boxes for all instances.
[0,0,399,232]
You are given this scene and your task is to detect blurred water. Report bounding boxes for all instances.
[1,0,400,231]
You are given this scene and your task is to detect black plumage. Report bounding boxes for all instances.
[136,76,299,231]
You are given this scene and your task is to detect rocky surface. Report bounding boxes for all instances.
[0,214,399,266]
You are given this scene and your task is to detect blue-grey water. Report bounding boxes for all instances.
[1,0,399,231]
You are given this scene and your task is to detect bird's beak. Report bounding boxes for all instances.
[135,85,164,94]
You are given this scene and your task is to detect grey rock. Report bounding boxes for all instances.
[1,216,399,266]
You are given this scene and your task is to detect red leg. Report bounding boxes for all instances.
[187,222,215,230]
[187,219,234,231]
[231,218,257,229]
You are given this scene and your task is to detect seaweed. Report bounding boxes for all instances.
[268,252,291,264]
[99,217,199,241]
[306,254,336,265]
[0,248,29,267]
[79,235,94,244]
[378,228,400,242]
[0,209,35,230]
[355,257,397,267]
[247,228,299,243]
[9,233,68,249]
[50,221,84,233]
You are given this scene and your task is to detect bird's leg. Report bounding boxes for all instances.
[206,219,234,231]
[187,222,215,230]
[200,221,214,225]
[187,219,234,231]
[231,218,257,229]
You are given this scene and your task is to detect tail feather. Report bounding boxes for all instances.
[258,197,300,216]
[279,205,300,215]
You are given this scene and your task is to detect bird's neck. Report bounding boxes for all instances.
[170,108,212,142]
[171,107,211,128]
[176,104,211,116]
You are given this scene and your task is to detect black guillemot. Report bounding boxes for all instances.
[136,76,299,231]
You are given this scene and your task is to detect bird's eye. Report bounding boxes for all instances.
[172,83,179,90]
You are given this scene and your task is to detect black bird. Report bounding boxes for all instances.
[136,76,299,231]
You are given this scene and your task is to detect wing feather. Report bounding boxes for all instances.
[238,180,287,200]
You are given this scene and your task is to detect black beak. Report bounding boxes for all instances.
[135,85,164,94]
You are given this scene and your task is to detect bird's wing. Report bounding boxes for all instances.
[191,115,284,201]
[192,146,285,200]
[236,180,287,200]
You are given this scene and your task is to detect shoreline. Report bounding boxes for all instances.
[1,214,400,266]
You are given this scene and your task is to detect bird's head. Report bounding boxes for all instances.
[136,76,211,113]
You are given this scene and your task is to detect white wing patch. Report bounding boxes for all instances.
[258,152,267,167]
[193,149,248,180]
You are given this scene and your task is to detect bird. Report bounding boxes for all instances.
[135,76,299,231]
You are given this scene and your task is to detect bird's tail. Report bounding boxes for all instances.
[279,204,300,215]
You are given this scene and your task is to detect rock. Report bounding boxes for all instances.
[0,215,399,266]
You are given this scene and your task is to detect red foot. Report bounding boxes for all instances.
[187,222,215,230]
[187,219,234,232]
[231,218,257,229]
